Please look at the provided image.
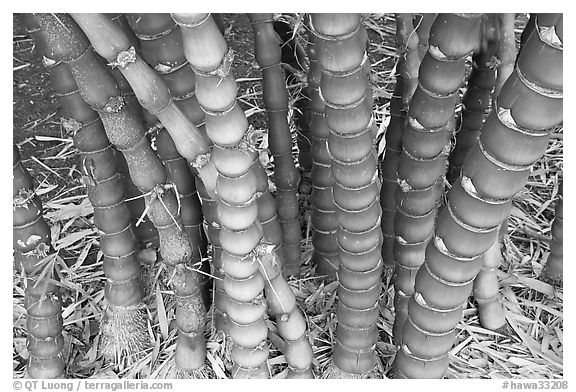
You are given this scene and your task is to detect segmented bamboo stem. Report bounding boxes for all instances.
[172,13,270,378]
[447,15,499,183]
[392,14,482,346]
[396,14,562,378]
[311,14,383,378]
[14,144,65,378]
[380,13,425,268]
[249,14,303,276]
[50,58,150,367]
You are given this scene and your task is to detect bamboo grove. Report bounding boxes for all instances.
[13,13,563,379]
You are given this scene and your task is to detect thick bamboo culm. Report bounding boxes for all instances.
[540,180,563,286]
[447,15,499,184]
[380,14,423,268]
[395,14,562,378]
[125,13,211,307]
[35,13,208,373]
[391,14,482,347]
[44,53,150,366]
[172,13,270,378]
[310,14,383,378]
[249,13,303,276]
[13,144,65,379]
[307,26,340,278]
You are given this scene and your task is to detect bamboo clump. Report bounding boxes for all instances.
[395,14,562,378]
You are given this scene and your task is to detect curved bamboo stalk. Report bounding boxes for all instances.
[396,14,562,379]
[172,13,270,378]
[310,13,383,378]
[14,144,65,379]
[392,13,482,347]
[35,13,208,373]
[249,13,302,276]
[255,245,314,378]
[540,180,563,286]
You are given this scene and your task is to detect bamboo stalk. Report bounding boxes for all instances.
[50,58,150,367]
[396,14,562,378]
[380,13,426,269]
[249,14,303,276]
[172,13,271,378]
[13,144,65,379]
[306,23,340,278]
[310,14,383,378]
[392,13,482,347]
[255,244,314,378]
[447,14,499,183]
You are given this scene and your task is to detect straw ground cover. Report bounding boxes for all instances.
[12,13,562,379]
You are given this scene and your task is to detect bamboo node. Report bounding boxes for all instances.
[191,152,211,169]
[238,126,265,153]
[22,242,50,259]
[13,188,35,208]
[41,55,58,68]
[397,179,412,192]
[108,46,137,69]
[61,118,83,135]
[103,96,125,113]
[515,63,563,98]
